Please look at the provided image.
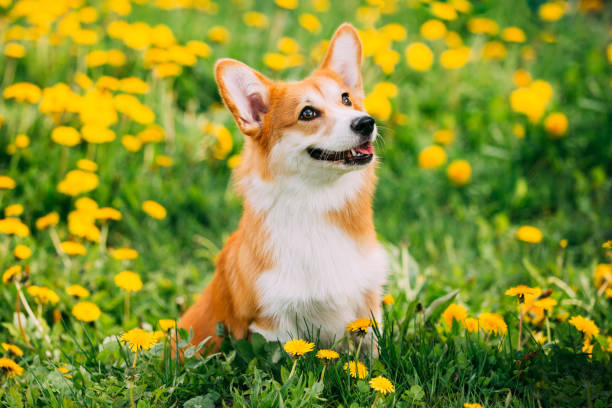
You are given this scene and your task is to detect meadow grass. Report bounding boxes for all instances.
[1,0,611,406]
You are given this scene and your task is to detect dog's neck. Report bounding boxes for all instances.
[237,166,371,215]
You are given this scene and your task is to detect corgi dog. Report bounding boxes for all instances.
[178,23,388,351]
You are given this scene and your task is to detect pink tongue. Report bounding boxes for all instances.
[355,142,374,155]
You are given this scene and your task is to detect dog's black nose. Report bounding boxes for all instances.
[350,116,375,137]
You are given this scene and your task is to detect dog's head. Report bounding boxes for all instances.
[215,23,377,180]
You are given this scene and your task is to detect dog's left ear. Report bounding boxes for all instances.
[318,23,363,91]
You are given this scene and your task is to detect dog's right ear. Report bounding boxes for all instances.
[215,59,271,137]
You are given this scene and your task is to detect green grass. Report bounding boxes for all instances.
[1,0,612,406]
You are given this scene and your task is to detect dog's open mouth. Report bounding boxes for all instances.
[307,141,374,165]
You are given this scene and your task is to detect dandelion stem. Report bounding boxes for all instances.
[125,292,130,322]
[15,282,52,346]
[371,393,379,408]
[518,301,523,351]
[15,289,31,347]
[132,350,139,368]
[545,313,552,345]
[49,226,71,269]
[286,358,298,383]
[355,334,365,362]
[100,223,109,252]
[319,365,326,382]
[596,277,610,297]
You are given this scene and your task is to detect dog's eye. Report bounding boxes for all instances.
[342,92,351,106]
[299,106,319,121]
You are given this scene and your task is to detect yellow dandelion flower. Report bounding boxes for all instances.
[431,1,457,20]
[533,297,557,311]
[15,134,29,149]
[544,112,568,138]
[96,207,122,221]
[275,0,298,9]
[155,155,173,167]
[120,328,156,352]
[112,248,139,260]
[594,264,612,288]
[114,270,143,292]
[316,349,339,360]
[405,42,434,71]
[440,46,470,70]
[151,330,166,343]
[467,17,499,35]
[464,403,483,408]
[0,357,23,377]
[77,159,98,172]
[420,19,447,40]
[36,212,59,230]
[343,361,368,379]
[243,11,268,29]
[346,317,374,333]
[3,265,22,284]
[418,145,447,169]
[513,69,532,87]
[569,315,599,339]
[4,43,25,59]
[447,160,471,185]
[478,313,507,335]
[312,0,330,12]
[51,126,81,147]
[82,125,116,144]
[601,240,611,249]
[1,343,23,357]
[381,24,407,42]
[283,339,315,356]
[72,301,101,322]
[0,176,16,189]
[61,241,87,256]
[482,41,507,60]
[158,319,176,331]
[14,244,31,260]
[369,375,395,394]
[58,170,98,196]
[0,217,29,236]
[3,82,41,104]
[264,53,288,71]
[66,284,90,298]
[442,304,468,327]
[463,317,479,332]
[153,62,182,78]
[142,200,167,220]
[5,204,23,217]
[434,129,454,145]
[208,26,229,43]
[299,13,321,33]
[27,286,59,305]
[501,27,526,43]
[383,294,395,305]
[539,2,564,21]
[513,124,526,139]
[516,226,542,244]
[121,135,143,152]
[505,285,539,297]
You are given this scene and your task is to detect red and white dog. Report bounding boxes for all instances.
[179,23,388,350]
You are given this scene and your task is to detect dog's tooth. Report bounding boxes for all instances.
[351,149,356,156]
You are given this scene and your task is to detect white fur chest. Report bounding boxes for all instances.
[241,170,388,344]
